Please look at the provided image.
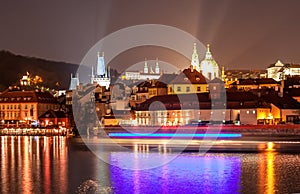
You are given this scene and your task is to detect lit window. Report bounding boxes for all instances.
[246,110,249,114]
[253,110,256,114]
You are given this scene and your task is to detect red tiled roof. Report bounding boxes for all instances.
[170,68,207,84]
[0,90,58,103]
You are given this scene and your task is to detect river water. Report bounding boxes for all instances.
[1,136,300,194]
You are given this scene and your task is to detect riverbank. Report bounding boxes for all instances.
[0,127,71,136]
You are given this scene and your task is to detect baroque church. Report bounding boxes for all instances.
[191,43,220,80]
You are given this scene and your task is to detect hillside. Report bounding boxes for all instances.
[0,50,120,92]
[0,50,80,91]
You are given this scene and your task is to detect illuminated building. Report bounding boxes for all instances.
[267,60,300,81]
[267,60,285,81]
[123,59,161,80]
[91,52,110,89]
[39,109,69,127]
[0,86,59,126]
[229,78,279,91]
[199,44,220,80]
[134,92,270,126]
[168,66,208,95]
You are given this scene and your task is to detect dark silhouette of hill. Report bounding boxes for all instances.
[0,50,79,91]
[0,50,121,92]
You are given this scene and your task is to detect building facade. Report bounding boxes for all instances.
[0,87,59,126]
[168,66,208,95]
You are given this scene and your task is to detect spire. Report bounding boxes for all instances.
[205,44,213,60]
[222,66,225,81]
[191,43,200,71]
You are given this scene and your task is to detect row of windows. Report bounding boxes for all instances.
[169,86,203,93]
[0,111,34,118]
[0,104,34,110]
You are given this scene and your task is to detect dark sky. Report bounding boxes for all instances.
[1,0,300,71]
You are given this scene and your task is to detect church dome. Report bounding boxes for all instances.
[199,44,220,80]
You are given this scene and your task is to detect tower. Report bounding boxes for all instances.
[155,58,160,74]
[91,52,110,89]
[191,43,200,71]
[144,59,148,74]
[69,73,80,90]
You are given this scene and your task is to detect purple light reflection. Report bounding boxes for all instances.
[109,153,241,193]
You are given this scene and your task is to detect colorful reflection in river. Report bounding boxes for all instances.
[0,136,67,194]
[109,151,242,193]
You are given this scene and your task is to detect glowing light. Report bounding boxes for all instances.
[108,133,242,138]
[266,142,275,151]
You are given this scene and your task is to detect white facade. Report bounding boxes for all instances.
[267,60,284,81]
[267,60,300,81]
[123,59,161,80]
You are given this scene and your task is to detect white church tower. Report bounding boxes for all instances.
[91,52,110,89]
[191,43,200,71]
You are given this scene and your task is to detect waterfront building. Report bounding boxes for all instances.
[168,66,208,95]
[39,109,69,127]
[260,91,300,124]
[0,86,59,126]
[91,52,111,89]
[134,91,271,126]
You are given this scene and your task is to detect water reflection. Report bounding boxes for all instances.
[109,152,241,193]
[258,152,276,194]
[0,136,67,194]
[1,137,300,193]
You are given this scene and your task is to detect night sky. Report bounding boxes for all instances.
[1,0,300,71]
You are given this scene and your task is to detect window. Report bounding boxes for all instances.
[25,105,28,109]
[197,87,201,92]
[186,86,190,92]
[177,86,181,92]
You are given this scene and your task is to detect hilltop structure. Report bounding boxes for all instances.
[123,58,161,80]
